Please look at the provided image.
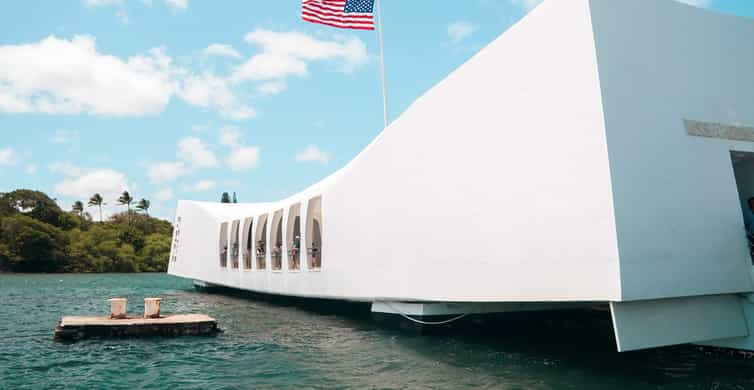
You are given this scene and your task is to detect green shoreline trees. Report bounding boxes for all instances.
[0,189,172,273]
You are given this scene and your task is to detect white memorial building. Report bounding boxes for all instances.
[169,0,754,352]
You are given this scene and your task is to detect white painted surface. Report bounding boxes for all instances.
[169,0,621,302]
[144,298,162,319]
[371,301,595,316]
[590,0,754,300]
[167,0,754,351]
[610,295,748,352]
[107,298,127,319]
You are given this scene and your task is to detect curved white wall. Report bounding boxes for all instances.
[170,0,623,303]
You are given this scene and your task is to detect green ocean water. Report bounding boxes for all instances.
[1,273,754,389]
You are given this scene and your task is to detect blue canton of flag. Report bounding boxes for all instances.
[344,0,374,14]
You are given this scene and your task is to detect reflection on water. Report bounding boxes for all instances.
[1,273,753,389]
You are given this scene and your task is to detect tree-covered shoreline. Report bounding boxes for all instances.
[0,189,172,273]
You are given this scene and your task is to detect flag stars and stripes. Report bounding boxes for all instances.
[302,0,376,30]
[344,0,374,14]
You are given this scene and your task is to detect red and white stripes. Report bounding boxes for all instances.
[302,0,375,30]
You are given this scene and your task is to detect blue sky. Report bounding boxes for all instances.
[1,0,753,220]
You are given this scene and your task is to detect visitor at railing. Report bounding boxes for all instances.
[231,241,239,268]
[288,236,301,269]
[308,241,320,269]
[256,240,265,258]
[272,243,282,269]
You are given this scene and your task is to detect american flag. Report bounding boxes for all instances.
[302,0,375,30]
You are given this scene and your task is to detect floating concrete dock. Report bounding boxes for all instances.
[54,314,219,341]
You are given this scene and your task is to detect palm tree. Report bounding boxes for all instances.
[72,201,84,217]
[117,191,134,223]
[87,193,105,222]
[135,198,151,217]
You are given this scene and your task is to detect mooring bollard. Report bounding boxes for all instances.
[144,297,162,318]
[108,298,128,319]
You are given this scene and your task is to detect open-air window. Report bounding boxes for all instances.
[242,217,253,270]
[306,196,322,270]
[218,222,228,268]
[270,209,284,270]
[230,220,240,269]
[255,214,268,270]
[287,203,302,271]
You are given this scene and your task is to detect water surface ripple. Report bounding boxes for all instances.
[1,274,753,389]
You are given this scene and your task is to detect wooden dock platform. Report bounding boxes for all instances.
[54,314,219,341]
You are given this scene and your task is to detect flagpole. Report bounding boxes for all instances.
[376,0,389,128]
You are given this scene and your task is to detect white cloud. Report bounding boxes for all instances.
[219,126,242,147]
[233,52,307,82]
[191,179,216,192]
[203,44,241,59]
[226,146,260,171]
[25,164,37,174]
[256,81,286,95]
[164,0,187,10]
[177,137,218,168]
[0,35,174,116]
[178,72,256,120]
[232,29,369,86]
[0,148,17,166]
[54,168,130,201]
[216,126,260,171]
[447,21,477,44]
[155,188,174,201]
[50,164,133,220]
[0,35,254,120]
[2,29,368,121]
[147,161,189,184]
[295,144,330,164]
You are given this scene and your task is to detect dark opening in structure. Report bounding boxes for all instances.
[242,217,253,270]
[306,196,322,270]
[255,214,268,270]
[287,203,301,271]
[271,209,284,270]
[218,222,228,268]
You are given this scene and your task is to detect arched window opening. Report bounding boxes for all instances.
[270,209,284,270]
[287,203,302,271]
[255,214,268,270]
[230,220,240,269]
[218,222,229,268]
[242,217,253,270]
[306,196,323,270]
